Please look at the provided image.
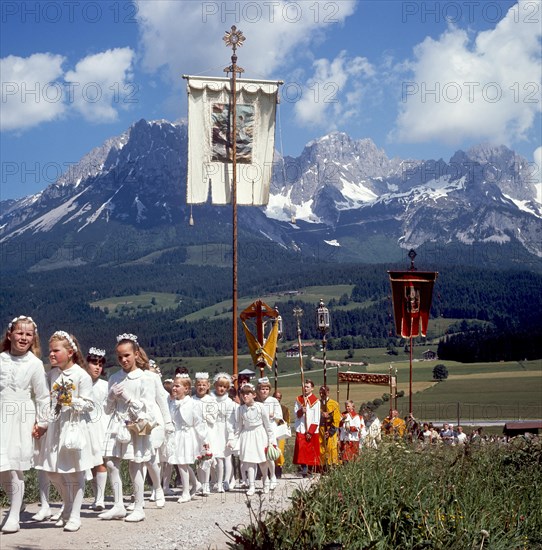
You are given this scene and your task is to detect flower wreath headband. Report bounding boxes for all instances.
[52,330,78,352]
[8,315,38,332]
[88,347,106,357]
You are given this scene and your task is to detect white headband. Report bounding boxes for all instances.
[88,347,106,357]
[116,333,138,343]
[52,331,78,352]
[195,372,209,380]
[240,383,255,392]
[8,315,37,332]
[175,373,191,379]
[258,377,270,385]
[213,372,232,384]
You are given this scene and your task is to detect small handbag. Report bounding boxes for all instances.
[116,421,132,444]
[275,420,292,440]
[265,445,282,461]
[64,411,86,451]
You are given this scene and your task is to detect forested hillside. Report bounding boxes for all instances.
[1,247,541,361]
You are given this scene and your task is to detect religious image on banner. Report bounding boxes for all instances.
[388,271,438,338]
[211,103,254,163]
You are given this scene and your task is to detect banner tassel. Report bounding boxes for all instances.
[189,205,194,226]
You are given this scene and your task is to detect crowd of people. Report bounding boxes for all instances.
[0,314,508,537]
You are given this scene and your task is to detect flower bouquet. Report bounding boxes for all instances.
[195,450,214,471]
[51,378,75,416]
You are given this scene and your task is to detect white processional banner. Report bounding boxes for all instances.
[185,75,280,205]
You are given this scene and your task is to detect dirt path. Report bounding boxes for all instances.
[1,474,311,550]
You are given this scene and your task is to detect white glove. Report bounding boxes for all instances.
[165,422,175,435]
[111,384,130,402]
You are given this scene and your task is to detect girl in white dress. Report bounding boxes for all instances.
[256,377,283,492]
[211,372,236,492]
[99,333,155,523]
[0,315,49,534]
[192,372,217,495]
[134,356,173,510]
[168,374,208,503]
[85,347,110,511]
[228,384,277,496]
[35,331,102,532]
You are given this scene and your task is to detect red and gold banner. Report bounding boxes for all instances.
[338,372,391,385]
[388,271,438,338]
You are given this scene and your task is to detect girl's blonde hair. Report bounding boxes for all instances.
[174,374,192,390]
[49,331,86,368]
[1,316,41,357]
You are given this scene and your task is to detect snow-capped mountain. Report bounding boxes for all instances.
[1,119,540,271]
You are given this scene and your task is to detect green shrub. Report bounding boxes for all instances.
[227,438,542,549]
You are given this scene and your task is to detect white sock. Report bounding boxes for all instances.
[94,471,107,504]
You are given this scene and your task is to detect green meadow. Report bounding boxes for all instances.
[153,349,542,423]
[91,292,181,317]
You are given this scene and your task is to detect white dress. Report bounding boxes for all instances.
[35,364,103,473]
[259,396,283,440]
[144,370,172,451]
[234,402,276,464]
[0,351,49,472]
[168,395,207,465]
[193,393,217,453]
[102,368,155,463]
[88,377,109,456]
[210,392,236,459]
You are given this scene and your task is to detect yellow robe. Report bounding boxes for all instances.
[319,398,341,466]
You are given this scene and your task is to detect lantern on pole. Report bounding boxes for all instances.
[274,307,283,393]
[316,299,331,405]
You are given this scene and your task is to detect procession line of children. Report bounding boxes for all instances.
[0,316,283,534]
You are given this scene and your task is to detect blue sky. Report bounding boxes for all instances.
[1,0,541,200]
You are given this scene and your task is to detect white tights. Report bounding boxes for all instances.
[47,471,85,522]
[0,470,24,524]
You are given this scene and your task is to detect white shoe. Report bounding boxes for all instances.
[1,518,20,534]
[263,481,270,494]
[154,488,165,508]
[51,508,64,522]
[91,502,105,511]
[192,482,202,496]
[217,484,225,493]
[63,519,81,532]
[229,479,236,490]
[149,489,156,502]
[246,485,256,496]
[269,479,278,491]
[55,517,67,528]
[125,510,145,523]
[32,507,53,521]
[99,505,126,520]
[202,483,211,496]
[177,494,191,503]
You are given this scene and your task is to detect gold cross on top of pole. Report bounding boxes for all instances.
[223,25,245,75]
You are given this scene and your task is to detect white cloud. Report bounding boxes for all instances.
[391,0,541,147]
[1,48,135,131]
[1,53,66,131]
[64,47,135,123]
[294,50,374,128]
[135,0,357,82]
